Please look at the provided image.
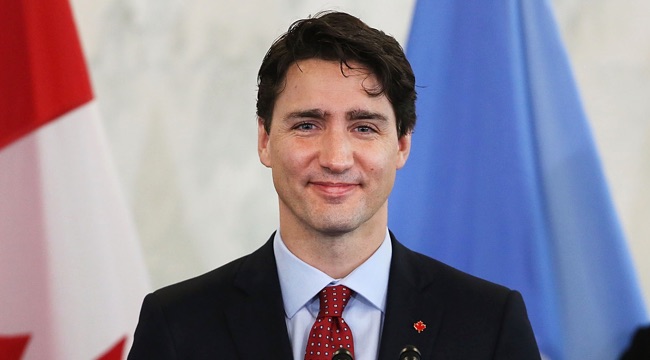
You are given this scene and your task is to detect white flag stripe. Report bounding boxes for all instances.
[1,133,55,359]
[0,101,150,359]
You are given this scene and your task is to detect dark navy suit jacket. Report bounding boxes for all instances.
[128,233,540,359]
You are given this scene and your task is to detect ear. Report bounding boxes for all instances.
[258,117,272,167]
[395,132,411,170]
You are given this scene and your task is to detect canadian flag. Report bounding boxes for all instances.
[0,0,150,359]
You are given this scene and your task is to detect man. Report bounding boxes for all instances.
[128,11,540,359]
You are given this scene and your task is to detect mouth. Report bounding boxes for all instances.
[309,181,359,197]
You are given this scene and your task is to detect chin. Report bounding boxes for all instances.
[317,226,357,237]
[310,217,363,237]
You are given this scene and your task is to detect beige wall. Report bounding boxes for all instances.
[70,0,649,309]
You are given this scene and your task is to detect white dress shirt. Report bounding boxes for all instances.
[273,230,392,360]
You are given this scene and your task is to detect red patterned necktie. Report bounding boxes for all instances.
[304,285,355,360]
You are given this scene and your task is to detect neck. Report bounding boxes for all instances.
[279,219,387,279]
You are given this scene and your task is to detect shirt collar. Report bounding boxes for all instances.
[273,229,392,319]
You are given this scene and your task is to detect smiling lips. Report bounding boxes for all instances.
[310,181,359,197]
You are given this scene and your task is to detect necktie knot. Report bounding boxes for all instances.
[305,285,355,359]
[318,285,352,318]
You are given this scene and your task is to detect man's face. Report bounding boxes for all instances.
[258,58,410,238]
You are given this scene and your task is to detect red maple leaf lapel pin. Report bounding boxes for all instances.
[413,320,427,333]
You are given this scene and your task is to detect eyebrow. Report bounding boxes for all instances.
[346,109,388,122]
[283,108,389,122]
[284,109,326,121]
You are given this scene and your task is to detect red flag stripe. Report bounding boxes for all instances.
[0,0,93,150]
[96,336,127,360]
[0,335,31,360]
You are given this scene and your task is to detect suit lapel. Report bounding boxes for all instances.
[224,235,293,359]
[222,233,445,359]
[378,235,444,360]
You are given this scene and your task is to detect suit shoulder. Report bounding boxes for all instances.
[149,236,277,312]
[402,249,540,358]
[152,254,246,309]
[396,242,514,302]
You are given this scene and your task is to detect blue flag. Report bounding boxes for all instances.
[389,0,648,359]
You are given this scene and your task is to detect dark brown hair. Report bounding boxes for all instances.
[256,11,416,137]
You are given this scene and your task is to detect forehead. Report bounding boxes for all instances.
[273,59,393,116]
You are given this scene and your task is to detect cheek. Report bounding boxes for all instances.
[365,149,398,173]
[273,146,311,178]
[367,154,399,187]
[280,140,317,163]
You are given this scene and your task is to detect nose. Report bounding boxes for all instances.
[319,128,354,173]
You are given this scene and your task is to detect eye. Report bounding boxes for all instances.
[294,122,316,131]
[355,125,376,133]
